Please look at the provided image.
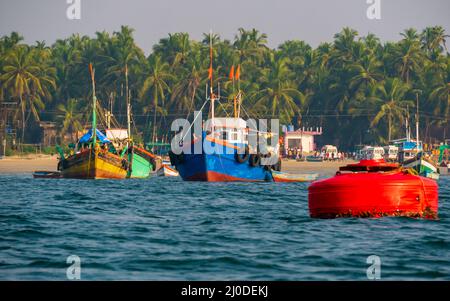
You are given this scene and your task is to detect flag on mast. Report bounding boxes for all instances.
[229,65,235,80]
[235,64,241,80]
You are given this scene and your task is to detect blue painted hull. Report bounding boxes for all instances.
[173,138,273,182]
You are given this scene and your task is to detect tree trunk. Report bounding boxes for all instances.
[152,101,157,144]
[20,95,25,147]
[388,114,392,142]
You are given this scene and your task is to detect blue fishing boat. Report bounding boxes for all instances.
[170,120,278,182]
[169,36,280,182]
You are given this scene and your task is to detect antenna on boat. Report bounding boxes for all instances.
[89,63,97,146]
[125,63,131,145]
[236,64,241,119]
[405,105,410,141]
[414,89,422,151]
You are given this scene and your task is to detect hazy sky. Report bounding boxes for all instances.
[1,0,449,53]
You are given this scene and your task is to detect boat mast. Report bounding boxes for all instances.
[125,63,131,145]
[405,105,410,141]
[415,91,420,149]
[209,32,215,131]
[89,63,97,146]
[236,64,241,119]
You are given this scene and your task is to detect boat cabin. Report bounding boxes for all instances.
[205,117,249,144]
[392,139,422,163]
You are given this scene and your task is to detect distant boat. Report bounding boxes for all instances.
[402,153,439,180]
[157,163,179,177]
[394,99,439,180]
[272,171,318,182]
[306,155,323,162]
[33,170,61,179]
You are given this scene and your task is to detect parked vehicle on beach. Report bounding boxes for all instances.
[357,146,384,160]
[321,145,338,161]
[383,145,398,162]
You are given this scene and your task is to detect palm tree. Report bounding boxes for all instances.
[139,55,173,142]
[370,78,413,142]
[57,98,83,141]
[154,32,191,67]
[252,55,303,123]
[349,55,383,90]
[233,28,267,64]
[430,81,450,128]
[0,45,54,142]
[395,29,424,84]
[421,26,449,55]
[169,64,202,115]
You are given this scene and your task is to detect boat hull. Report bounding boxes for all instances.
[129,147,155,179]
[403,157,439,180]
[33,171,61,179]
[272,171,318,182]
[60,150,127,179]
[174,152,273,182]
[308,171,438,219]
[157,165,179,177]
[171,136,274,182]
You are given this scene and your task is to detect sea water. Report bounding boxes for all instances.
[0,175,449,280]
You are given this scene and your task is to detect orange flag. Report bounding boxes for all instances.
[235,64,241,80]
[208,66,213,79]
[229,65,235,80]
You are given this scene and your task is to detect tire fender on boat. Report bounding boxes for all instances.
[169,151,185,166]
[235,146,250,163]
[249,154,261,167]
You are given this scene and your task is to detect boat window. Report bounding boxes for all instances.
[220,131,227,140]
[230,132,238,141]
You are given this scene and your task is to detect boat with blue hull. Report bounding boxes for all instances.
[169,35,280,182]
[171,131,275,182]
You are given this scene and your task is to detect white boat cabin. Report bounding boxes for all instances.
[205,117,249,144]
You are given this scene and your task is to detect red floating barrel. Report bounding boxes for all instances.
[308,160,438,219]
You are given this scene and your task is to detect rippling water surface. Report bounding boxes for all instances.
[0,174,449,280]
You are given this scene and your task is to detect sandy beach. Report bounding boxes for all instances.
[0,155,59,174]
[0,155,352,176]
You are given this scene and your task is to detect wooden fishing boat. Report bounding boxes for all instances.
[57,64,128,179]
[129,146,156,178]
[271,171,318,182]
[59,147,127,179]
[402,155,439,180]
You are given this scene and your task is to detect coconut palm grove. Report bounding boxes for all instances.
[1,26,449,152]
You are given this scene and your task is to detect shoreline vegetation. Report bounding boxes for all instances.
[0,26,449,154]
[0,155,351,176]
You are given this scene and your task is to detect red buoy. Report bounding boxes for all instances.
[308,159,438,219]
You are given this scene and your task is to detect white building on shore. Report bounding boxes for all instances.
[283,126,323,154]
